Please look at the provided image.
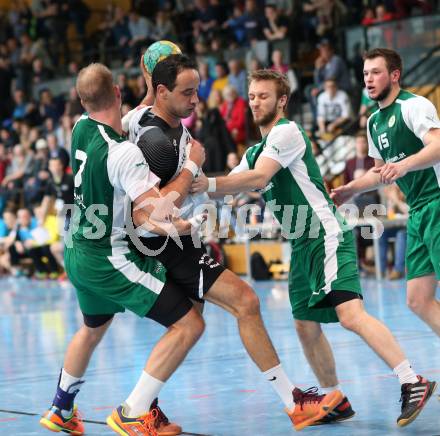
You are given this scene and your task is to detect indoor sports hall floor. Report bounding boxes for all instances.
[0,276,439,435]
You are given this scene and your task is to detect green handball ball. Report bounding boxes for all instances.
[143,40,182,74]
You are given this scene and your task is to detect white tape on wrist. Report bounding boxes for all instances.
[188,214,205,230]
[184,160,199,177]
[207,177,216,193]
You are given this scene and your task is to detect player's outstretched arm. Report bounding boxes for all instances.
[331,159,384,206]
[192,156,281,195]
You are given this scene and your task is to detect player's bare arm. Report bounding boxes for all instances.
[191,156,282,195]
[373,128,440,184]
[330,159,384,206]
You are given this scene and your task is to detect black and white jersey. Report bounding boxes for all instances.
[122,106,210,238]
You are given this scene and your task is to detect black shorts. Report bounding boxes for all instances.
[139,235,226,302]
[314,290,363,309]
[83,279,193,329]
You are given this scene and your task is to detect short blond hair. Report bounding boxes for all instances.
[76,63,116,112]
[248,69,290,100]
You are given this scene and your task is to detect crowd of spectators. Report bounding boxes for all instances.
[0,0,437,278]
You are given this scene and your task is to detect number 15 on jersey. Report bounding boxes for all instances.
[378,133,390,150]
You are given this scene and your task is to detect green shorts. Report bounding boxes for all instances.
[289,230,362,323]
[65,244,167,317]
[406,196,440,280]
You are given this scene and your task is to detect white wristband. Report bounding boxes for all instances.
[184,160,199,178]
[207,177,216,193]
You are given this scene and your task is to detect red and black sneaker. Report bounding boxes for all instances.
[150,398,182,436]
[310,396,355,425]
[397,376,437,427]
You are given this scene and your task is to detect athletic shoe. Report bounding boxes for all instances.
[40,405,84,434]
[310,396,355,425]
[107,405,158,435]
[150,398,182,435]
[285,387,343,431]
[397,376,437,427]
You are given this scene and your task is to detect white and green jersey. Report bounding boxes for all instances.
[70,114,160,256]
[231,118,343,248]
[367,89,440,210]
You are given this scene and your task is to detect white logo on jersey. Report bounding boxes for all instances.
[388,115,396,128]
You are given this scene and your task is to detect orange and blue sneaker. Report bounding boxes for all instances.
[150,398,182,435]
[40,405,84,434]
[286,387,343,431]
[107,405,158,435]
[310,396,355,425]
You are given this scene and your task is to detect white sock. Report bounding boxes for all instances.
[264,364,296,410]
[59,368,82,392]
[321,384,343,396]
[124,371,164,418]
[393,359,418,385]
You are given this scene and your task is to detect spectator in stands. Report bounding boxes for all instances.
[28,204,60,278]
[210,0,229,25]
[55,115,73,151]
[151,10,177,41]
[198,62,214,102]
[223,5,247,45]
[270,49,298,117]
[7,0,32,39]
[374,3,395,23]
[128,10,154,58]
[68,0,90,39]
[220,85,247,146]
[31,57,53,87]
[248,57,263,72]
[194,99,238,174]
[43,156,73,277]
[46,133,69,170]
[192,0,218,40]
[0,128,16,149]
[263,4,289,41]
[211,61,229,96]
[64,87,83,118]
[0,209,17,274]
[242,0,264,44]
[317,78,351,137]
[227,59,247,99]
[8,207,36,276]
[11,89,35,121]
[38,88,61,124]
[2,144,34,207]
[313,39,351,93]
[111,7,131,60]
[343,132,380,275]
[361,7,376,26]
[23,137,50,206]
[303,0,347,38]
[194,39,217,77]
[308,39,351,122]
[117,73,136,108]
[394,0,432,18]
[379,185,408,280]
[207,88,223,109]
